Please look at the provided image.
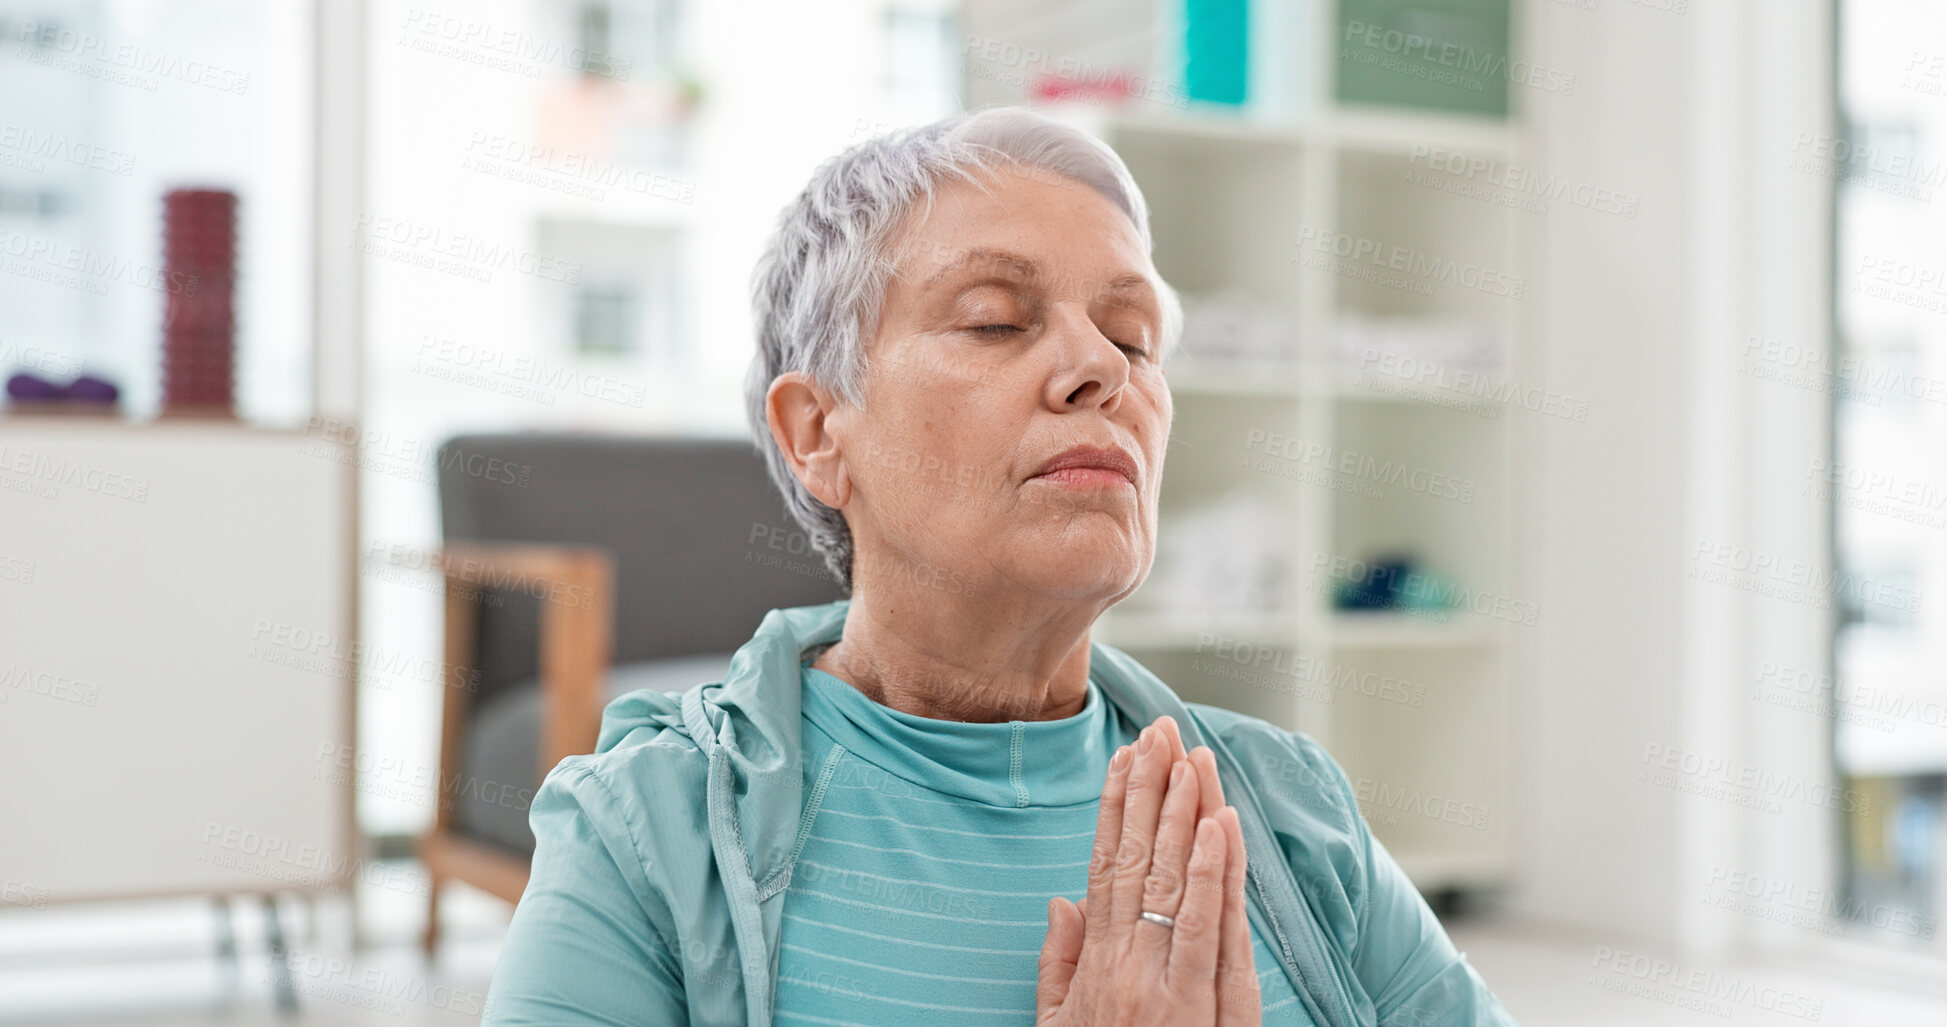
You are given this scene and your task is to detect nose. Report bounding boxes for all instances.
[1042,306,1130,413]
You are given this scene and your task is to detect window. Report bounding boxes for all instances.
[0,0,314,423]
[357,0,960,838]
[1832,0,1947,950]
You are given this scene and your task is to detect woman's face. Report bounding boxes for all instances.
[828,164,1172,607]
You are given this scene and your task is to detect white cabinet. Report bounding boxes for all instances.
[0,420,356,903]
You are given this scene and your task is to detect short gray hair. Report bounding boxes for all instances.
[745,105,1181,593]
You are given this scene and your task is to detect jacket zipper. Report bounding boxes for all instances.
[1250,856,1359,1027]
[1214,735,1363,1027]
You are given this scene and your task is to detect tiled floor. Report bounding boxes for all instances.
[3,865,1944,1025]
[0,861,498,1026]
[1449,913,1947,1026]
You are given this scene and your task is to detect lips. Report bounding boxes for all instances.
[1031,444,1139,486]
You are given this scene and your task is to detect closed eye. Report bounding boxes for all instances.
[972,324,1023,336]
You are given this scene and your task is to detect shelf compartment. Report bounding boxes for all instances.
[1323,646,1511,886]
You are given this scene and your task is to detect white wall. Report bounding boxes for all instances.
[1509,0,1835,955]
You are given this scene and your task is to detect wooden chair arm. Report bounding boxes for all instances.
[432,541,615,837]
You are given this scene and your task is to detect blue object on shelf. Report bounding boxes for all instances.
[1395,566,1458,613]
[1332,553,1417,610]
[1185,0,1249,105]
[1329,551,1468,615]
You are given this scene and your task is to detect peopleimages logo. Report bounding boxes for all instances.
[197,823,426,897]
[302,416,537,490]
[1,879,49,910]
[1407,145,1639,218]
[1688,539,1921,615]
[1341,21,1576,95]
[0,122,136,175]
[1352,348,1590,422]
[1310,553,1541,627]
[1352,778,1491,831]
[460,132,694,203]
[1588,947,1823,1021]
[1294,226,1526,299]
[1754,660,1947,730]
[277,947,485,1017]
[961,35,1189,109]
[9,20,251,94]
[1704,866,1936,940]
[350,213,581,285]
[1791,132,1947,189]
[1739,332,1947,406]
[0,663,100,707]
[413,335,648,408]
[1243,430,1477,503]
[1638,742,1872,815]
[399,8,631,80]
[0,441,151,502]
[0,228,197,296]
[1193,633,1427,707]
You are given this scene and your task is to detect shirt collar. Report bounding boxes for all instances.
[799,661,1126,807]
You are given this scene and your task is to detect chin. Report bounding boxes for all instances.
[1017,550,1146,603]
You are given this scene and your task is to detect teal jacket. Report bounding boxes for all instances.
[482,600,1518,1026]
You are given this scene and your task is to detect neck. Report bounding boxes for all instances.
[811,579,1102,723]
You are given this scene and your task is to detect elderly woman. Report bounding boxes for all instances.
[483,107,1517,1026]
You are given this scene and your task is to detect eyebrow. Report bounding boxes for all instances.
[919,247,1159,307]
[918,247,1039,289]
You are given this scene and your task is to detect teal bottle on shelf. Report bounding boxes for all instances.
[1185,0,1249,105]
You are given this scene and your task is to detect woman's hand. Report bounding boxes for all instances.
[1036,717,1263,1026]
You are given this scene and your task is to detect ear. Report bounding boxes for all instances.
[766,371,851,511]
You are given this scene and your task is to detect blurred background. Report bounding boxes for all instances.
[2,0,1946,1023]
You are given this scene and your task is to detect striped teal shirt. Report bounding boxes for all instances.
[773,661,1308,1025]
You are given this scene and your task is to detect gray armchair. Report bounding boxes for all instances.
[418,433,845,953]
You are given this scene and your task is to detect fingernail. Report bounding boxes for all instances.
[1168,762,1186,788]
[1110,745,1130,771]
[1196,818,1218,846]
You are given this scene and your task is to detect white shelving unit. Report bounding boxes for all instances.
[960,17,1528,892]
[1091,104,1520,897]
